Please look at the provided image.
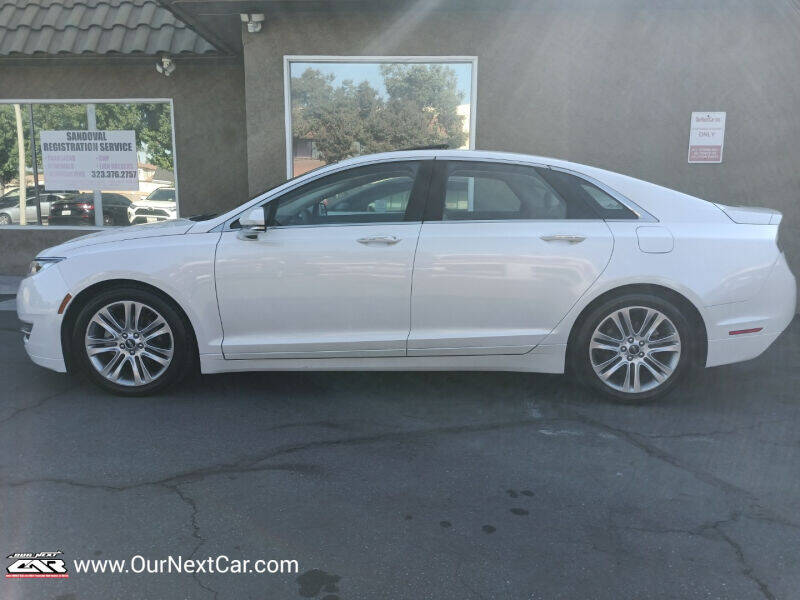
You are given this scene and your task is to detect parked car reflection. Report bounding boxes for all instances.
[128,187,177,224]
[0,187,78,225]
[49,192,132,226]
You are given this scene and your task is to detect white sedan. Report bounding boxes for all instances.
[17,150,796,401]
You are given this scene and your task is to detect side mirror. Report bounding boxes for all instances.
[240,207,266,230]
[237,207,266,240]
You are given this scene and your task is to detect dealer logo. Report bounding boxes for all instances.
[6,551,69,579]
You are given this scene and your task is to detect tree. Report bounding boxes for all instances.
[381,64,466,150]
[290,64,468,167]
[98,102,174,170]
[0,105,18,193]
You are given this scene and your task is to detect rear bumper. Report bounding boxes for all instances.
[16,268,68,373]
[705,253,796,367]
[49,214,92,226]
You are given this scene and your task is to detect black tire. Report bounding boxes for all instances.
[0,213,12,225]
[72,286,194,396]
[570,292,698,403]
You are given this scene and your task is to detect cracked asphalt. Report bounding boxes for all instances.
[1,310,799,600]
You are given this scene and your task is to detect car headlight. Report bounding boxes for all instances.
[128,204,138,214]
[28,257,65,276]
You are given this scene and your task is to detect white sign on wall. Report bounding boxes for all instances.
[688,112,726,163]
[40,130,139,190]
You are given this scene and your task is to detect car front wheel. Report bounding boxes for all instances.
[572,293,696,402]
[72,287,193,396]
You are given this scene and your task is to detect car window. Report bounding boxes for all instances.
[149,189,175,202]
[104,194,130,206]
[536,169,638,219]
[440,162,597,221]
[271,162,421,227]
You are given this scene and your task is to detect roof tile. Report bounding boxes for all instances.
[0,0,219,56]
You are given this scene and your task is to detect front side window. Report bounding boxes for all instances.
[271,161,422,227]
[440,162,598,221]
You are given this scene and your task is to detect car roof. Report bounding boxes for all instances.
[331,149,574,170]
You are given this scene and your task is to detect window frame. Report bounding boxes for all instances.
[283,55,479,179]
[0,98,178,230]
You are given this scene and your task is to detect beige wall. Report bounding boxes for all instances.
[243,1,800,297]
[0,58,249,273]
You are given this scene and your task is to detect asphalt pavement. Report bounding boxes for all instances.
[0,306,798,600]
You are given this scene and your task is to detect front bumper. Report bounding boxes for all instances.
[130,209,175,224]
[16,267,69,373]
[705,253,796,367]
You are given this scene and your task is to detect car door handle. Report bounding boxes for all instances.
[540,234,586,244]
[357,235,401,245]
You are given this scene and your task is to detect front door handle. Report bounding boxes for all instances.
[540,234,586,244]
[357,235,401,245]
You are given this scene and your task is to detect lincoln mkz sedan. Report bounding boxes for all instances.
[17,150,796,401]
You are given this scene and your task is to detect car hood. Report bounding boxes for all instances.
[132,200,177,210]
[39,219,195,256]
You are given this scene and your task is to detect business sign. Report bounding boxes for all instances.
[40,130,139,191]
[688,112,726,163]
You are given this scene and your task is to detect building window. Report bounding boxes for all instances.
[0,100,177,228]
[284,56,477,177]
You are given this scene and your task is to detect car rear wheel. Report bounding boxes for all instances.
[0,213,11,225]
[72,287,193,396]
[572,293,697,402]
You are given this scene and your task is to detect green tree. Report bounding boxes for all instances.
[380,64,466,150]
[98,102,174,170]
[0,105,18,192]
[290,63,468,167]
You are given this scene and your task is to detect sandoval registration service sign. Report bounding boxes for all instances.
[688,112,726,163]
[40,130,139,191]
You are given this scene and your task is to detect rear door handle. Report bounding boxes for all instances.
[357,235,401,245]
[540,234,586,244]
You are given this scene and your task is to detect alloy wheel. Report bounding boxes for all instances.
[84,300,174,387]
[589,305,681,394]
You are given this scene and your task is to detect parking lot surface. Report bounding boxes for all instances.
[0,309,799,600]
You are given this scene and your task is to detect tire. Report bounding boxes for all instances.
[102,213,114,226]
[570,292,698,403]
[72,286,194,396]
[0,213,12,225]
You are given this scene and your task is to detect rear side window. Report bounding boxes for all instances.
[536,169,638,219]
[440,162,597,221]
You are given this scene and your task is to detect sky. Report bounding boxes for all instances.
[290,61,473,103]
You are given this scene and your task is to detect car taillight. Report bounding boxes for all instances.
[776,225,784,254]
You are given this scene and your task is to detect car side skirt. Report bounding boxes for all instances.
[200,344,568,374]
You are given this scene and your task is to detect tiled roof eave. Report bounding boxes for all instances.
[0,0,221,57]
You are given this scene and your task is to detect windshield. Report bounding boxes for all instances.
[145,188,176,202]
